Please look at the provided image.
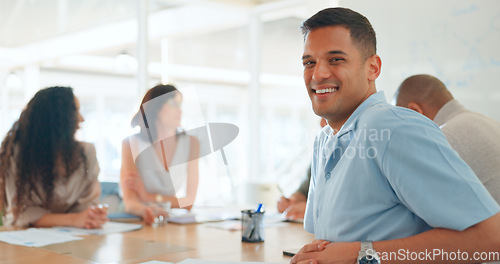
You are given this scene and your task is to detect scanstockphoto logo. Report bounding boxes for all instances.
[331,125,390,159]
[126,87,239,208]
[378,249,500,262]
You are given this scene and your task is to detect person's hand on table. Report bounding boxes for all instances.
[283,201,306,220]
[143,204,169,225]
[74,204,109,229]
[291,240,360,264]
[277,196,292,213]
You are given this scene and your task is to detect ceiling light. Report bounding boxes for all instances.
[114,51,137,73]
[5,72,22,89]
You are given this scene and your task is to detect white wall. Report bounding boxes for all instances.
[340,0,500,121]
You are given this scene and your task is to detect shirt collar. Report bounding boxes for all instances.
[322,91,387,137]
[433,99,467,127]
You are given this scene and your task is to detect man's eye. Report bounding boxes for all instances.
[303,61,315,68]
[329,58,344,64]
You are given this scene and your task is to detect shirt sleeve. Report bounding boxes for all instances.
[71,143,101,213]
[381,119,499,231]
[4,155,52,227]
[15,207,51,227]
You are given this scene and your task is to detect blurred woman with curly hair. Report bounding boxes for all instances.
[0,86,107,228]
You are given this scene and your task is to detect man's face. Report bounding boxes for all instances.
[302,26,374,129]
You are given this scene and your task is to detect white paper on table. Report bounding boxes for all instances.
[177,259,282,264]
[0,228,83,247]
[167,208,227,224]
[263,213,292,228]
[51,221,143,236]
[139,261,175,264]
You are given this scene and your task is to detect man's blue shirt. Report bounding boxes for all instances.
[304,91,499,242]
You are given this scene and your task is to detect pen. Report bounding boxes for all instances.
[252,204,264,241]
[255,203,263,213]
[248,222,255,240]
[243,211,254,239]
[252,215,259,240]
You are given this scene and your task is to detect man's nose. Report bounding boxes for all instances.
[312,61,332,81]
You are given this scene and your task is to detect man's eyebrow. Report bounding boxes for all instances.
[302,50,347,60]
[328,50,347,55]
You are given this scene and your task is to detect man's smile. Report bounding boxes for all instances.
[313,87,338,94]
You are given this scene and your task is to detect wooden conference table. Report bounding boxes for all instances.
[0,215,314,264]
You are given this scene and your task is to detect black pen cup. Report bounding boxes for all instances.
[241,210,265,243]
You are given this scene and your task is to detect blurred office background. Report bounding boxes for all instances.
[0,0,499,206]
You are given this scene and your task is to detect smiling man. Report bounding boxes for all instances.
[291,7,500,264]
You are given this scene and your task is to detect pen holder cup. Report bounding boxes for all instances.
[241,210,265,243]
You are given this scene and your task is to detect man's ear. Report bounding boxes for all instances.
[367,54,381,81]
[407,102,424,114]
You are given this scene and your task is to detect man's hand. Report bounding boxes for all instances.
[291,241,360,264]
[290,239,329,264]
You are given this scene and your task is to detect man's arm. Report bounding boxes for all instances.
[291,212,500,264]
[375,211,500,263]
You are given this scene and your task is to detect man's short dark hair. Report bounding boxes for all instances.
[301,7,377,60]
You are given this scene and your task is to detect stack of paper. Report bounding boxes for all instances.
[0,222,143,247]
[167,209,197,224]
[0,228,83,247]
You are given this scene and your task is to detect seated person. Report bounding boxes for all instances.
[0,86,106,228]
[396,74,500,204]
[277,170,310,220]
[120,84,200,225]
[291,8,499,264]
